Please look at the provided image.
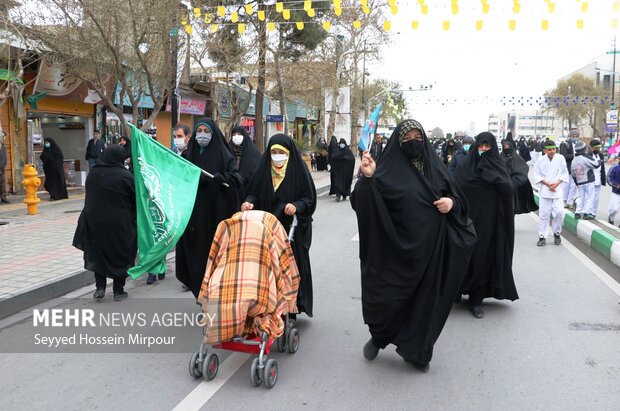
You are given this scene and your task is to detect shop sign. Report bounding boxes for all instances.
[166,96,207,115]
[266,115,284,122]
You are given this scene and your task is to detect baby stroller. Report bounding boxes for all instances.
[189,212,300,388]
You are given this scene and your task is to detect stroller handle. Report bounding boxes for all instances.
[288,214,298,242]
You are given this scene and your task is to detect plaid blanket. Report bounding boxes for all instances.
[199,210,300,345]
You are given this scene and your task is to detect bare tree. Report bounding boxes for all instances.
[324,0,388,151]
[12,0,180,133]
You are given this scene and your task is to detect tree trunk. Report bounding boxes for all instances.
[273,31,288,136]
[254,15,267,152]
[350,52,360,155]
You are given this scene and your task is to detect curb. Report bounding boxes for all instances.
[533,192,620,269]
[0,181,332,320]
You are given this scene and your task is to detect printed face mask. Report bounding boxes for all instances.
[401,139,424,159]
[174,138,186,150]
[195,132,212,147]
[271,153,288,167]
[232,134,244,146]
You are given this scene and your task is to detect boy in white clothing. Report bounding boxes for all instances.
[534,139,569,246]
[571,141,602,220]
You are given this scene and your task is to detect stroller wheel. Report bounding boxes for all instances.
[288,328,300,353]
[264,359,278,388]
[276,332,288,352]
[202,353,219,381]
[189,352,202,378]
[250,358,262,387]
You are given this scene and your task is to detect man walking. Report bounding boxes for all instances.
[534,139,569,246]
[559,128,579,209]
[85,130,105,169]
[570,141,602,220]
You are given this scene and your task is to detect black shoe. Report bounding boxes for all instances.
[536,237,546,246]
[181,284,190,292]
[93,289,105,299]
[404,359,430,373]
[336,195,341,202]
[584,214,595,220]
[0,197,9,204]
[608,217,614,224]
[157,274,165,280]
[113,291,128,301]
[470,305,484,318]
[574,213,582,219]
[553,233,561,245]
[363,338,380,361]
[146,274,157,284]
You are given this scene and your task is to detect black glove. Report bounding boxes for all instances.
[212,173,226,185]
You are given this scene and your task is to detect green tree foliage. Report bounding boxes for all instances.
[544,73,608,135]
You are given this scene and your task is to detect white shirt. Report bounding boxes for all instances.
[534,153,569,199]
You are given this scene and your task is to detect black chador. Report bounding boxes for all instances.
[244,134,317,317]
[455,132,519,318]
[351,119,476,369]
[175,118,242,297]
[229,126,261,202]
[500,139,538,215]
[329,138,355,200]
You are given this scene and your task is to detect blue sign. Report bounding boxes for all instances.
[266,115,284,122]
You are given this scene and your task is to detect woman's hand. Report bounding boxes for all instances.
[360,151,376,178]
[433,197,453,214]
[241,202,254,211]
[284,203,297,215]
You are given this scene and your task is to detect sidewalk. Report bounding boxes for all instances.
[0,172,333,319]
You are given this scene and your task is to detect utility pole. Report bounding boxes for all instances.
[606,37,619,142]
[169,26,180,145]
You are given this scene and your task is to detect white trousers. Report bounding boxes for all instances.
[591,185,601,216]
[563,175,578,204]
[575,183,594,214]
[539,197,564,237]
[609,192,620,223]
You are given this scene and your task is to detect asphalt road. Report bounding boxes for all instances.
[1,191,619,410]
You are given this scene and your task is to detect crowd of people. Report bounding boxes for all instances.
[65,116,619,372]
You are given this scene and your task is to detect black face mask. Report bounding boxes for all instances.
[401,140,424,159]
[503,147,512,155]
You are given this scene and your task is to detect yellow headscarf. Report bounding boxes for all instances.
[270,144,290,191]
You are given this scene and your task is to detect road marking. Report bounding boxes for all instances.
[173,352,249,411]
[351,233,359,241]
[529,213,620,297]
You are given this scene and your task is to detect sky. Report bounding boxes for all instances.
[366,0,619,135]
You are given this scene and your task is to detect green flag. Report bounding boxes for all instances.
[127,124,201,279]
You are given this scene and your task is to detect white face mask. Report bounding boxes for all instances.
[271,153,288,167]
[174,138,186,150]
[195,132,212,147]
[339,143,346,149]
[232,134,244,146]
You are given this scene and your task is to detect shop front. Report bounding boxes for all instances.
[23,56,113,188]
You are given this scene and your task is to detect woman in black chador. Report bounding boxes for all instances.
[40,137,68,200]
[73,145,136,301]
[455,132,519,319]
[500,139,538,215]
[242,134,317,317]
[175,118,241,297]
[329,138,355,201]
[351,119,476,372]
[228,126,261,201]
